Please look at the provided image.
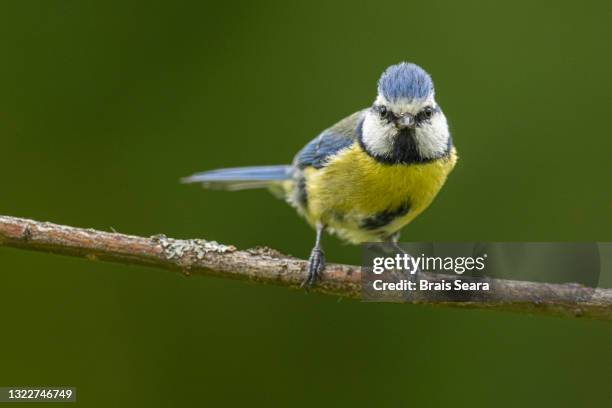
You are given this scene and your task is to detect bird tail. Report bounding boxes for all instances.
[181,165,293,191]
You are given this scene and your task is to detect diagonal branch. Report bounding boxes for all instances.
[0,215,610,320]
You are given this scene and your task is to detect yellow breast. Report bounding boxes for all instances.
[302,143,457,242]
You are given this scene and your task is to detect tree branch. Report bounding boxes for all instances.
[0,215,610,320]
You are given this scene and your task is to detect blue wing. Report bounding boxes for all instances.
[293,109,367,169]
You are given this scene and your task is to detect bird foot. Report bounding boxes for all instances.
[301,248,325,289]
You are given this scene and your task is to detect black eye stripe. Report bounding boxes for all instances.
[374,105,439,124]
[416,106,437,123]
[374,105,396,121]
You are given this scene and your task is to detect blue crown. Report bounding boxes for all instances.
[377,62,434,102]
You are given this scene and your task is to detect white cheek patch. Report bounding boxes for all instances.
[361,111,396,157]
[363,94,451,161]
[414,113,450,158]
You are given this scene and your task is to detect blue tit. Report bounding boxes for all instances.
[183,62,458,287]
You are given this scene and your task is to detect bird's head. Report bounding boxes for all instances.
[360,62,451,163]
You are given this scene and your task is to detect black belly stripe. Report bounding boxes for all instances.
[360,201,411,230]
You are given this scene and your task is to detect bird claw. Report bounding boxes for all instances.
[301,248,325,289]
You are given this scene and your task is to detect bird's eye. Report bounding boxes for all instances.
[376,105,392,120]
[418,107,435,122]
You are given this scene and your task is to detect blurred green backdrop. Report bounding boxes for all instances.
[1,1,611,406]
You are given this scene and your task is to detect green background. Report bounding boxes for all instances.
[1,1,611,406]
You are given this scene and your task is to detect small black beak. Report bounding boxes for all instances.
[396,114,416,129]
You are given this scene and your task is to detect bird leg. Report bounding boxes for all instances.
[384,232,421,301]
[301,223,326,288]
[385,232,421,275]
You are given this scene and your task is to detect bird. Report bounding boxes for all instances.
[182,62,458,287]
